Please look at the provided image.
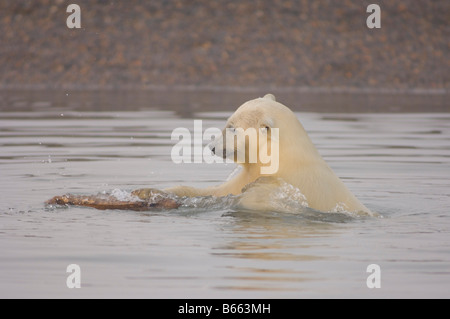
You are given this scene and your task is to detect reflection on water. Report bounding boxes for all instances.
[0,95,449,298]
[212,210,344,292]
[215,213,338,261]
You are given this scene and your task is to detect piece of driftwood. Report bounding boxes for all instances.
[46,188,180,211]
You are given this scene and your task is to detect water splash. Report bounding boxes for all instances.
[48,179,374,222]
[267,179,309,210]
[110,188,140,202]
[177,194,239,214]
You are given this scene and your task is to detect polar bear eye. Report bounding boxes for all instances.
[226,126,236,134]
[261,117,274,132]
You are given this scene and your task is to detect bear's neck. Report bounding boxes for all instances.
[241,121,326,181]
[241,164,265,181]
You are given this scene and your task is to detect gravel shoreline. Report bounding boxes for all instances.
[0,0,448,112]
[1,0,448,89]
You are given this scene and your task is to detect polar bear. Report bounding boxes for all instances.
[156,94,371,214]
[48,94,371,214]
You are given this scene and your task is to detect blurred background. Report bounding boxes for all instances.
[0,0,448,113]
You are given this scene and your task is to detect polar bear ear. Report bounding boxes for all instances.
[263,93,276,101]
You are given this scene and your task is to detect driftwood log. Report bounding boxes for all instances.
[46,188,180,211]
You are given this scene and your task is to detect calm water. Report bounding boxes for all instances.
[1,107,449,298]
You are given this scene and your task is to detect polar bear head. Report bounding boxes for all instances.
[209,93,318,175]
[208,94,278,174]
[209,94,321,176]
